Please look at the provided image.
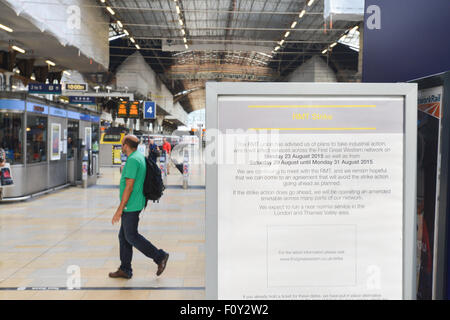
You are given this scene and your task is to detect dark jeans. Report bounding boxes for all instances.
[119,210,166,277]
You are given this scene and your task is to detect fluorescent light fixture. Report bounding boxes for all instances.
[179,19,184,26]
[183,37,187,43]
[258,52,273,58]
[130,37,135,43]
[15,69,20,74]
[308,0,315,6]
[279,39,285,46]
[106,7,115,15]
[291,21,297,29]
[12,85,17,89]
[46,60,56,66]
[117,21,123,28]
[12,45,25,54]
[0,23,13,32]
[274,46,280,51]
[184,44,188,49]
[30,75,36,81]
[135,44,140,49]
[351,25,359,33]
[181,28,185,35]
[100,0,105,3]
[330,42,337,48]
[123,29,129,35]
[109,33,127,41]
[299,9,306,18]
[176,5,180,14]
[63,71,71,76]
[322,49,328,54]
[284,31,290,38]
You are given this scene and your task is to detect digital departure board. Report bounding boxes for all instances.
[128,101,140,118]
[117,102,128,118]
[117,101,141,118]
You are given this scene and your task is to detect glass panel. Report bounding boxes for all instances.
[92,123,99,153]
[67,120,79,160]
[26,115,47,163]
[0,113,23,164]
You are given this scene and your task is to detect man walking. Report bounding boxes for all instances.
[109,135,169,279]
[162,137,172,174]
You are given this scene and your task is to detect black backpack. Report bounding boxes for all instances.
[143,157,165,207]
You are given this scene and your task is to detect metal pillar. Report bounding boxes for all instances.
[182,149,189,189]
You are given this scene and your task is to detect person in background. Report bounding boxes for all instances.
[67,136,74,159]
[109,135,169,279]
[162,137,172,174]
[148,138,160,163]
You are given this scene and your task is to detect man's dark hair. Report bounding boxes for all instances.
[123,136,139,149]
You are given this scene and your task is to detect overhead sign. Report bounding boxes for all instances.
[144,101,156,119]
[128,101,140,118]
[117,101,141,118]
[65,83,88,92]
[206,82,418,300]
[28,84,62,95]
[118,101,128,118]
[69,96,96,105]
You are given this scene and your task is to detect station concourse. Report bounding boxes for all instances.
[0,163,205,300]
[0,0,449,302]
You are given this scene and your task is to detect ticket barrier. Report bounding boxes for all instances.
[160,151,168,185]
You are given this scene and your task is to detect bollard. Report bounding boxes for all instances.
[182,149,189,189]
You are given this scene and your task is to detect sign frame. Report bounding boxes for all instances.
[144,101,156,119]
[69,96,96,105]
[205,82,418,300]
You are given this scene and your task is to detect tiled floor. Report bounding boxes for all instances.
[0,163,205,300]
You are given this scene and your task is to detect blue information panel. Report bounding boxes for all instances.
[363,0,450,82]
[28,84,62,94]
[69,96,96,105]
[143,101,156,119]
[49,106,67,118]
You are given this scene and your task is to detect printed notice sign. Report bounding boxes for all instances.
[216,96,405,300]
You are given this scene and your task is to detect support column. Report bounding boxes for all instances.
[156,115,164,134]
[3,71,14,91]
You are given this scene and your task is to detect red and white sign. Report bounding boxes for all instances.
[418,86,444,119]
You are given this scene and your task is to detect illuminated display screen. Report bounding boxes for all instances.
[116,101,141,118]
[128,102,140,118]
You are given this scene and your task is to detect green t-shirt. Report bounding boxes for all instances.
[120,150,146,212]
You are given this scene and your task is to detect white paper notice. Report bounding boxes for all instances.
[217,96,405,300]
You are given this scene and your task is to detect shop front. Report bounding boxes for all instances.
[0,93,101,200]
